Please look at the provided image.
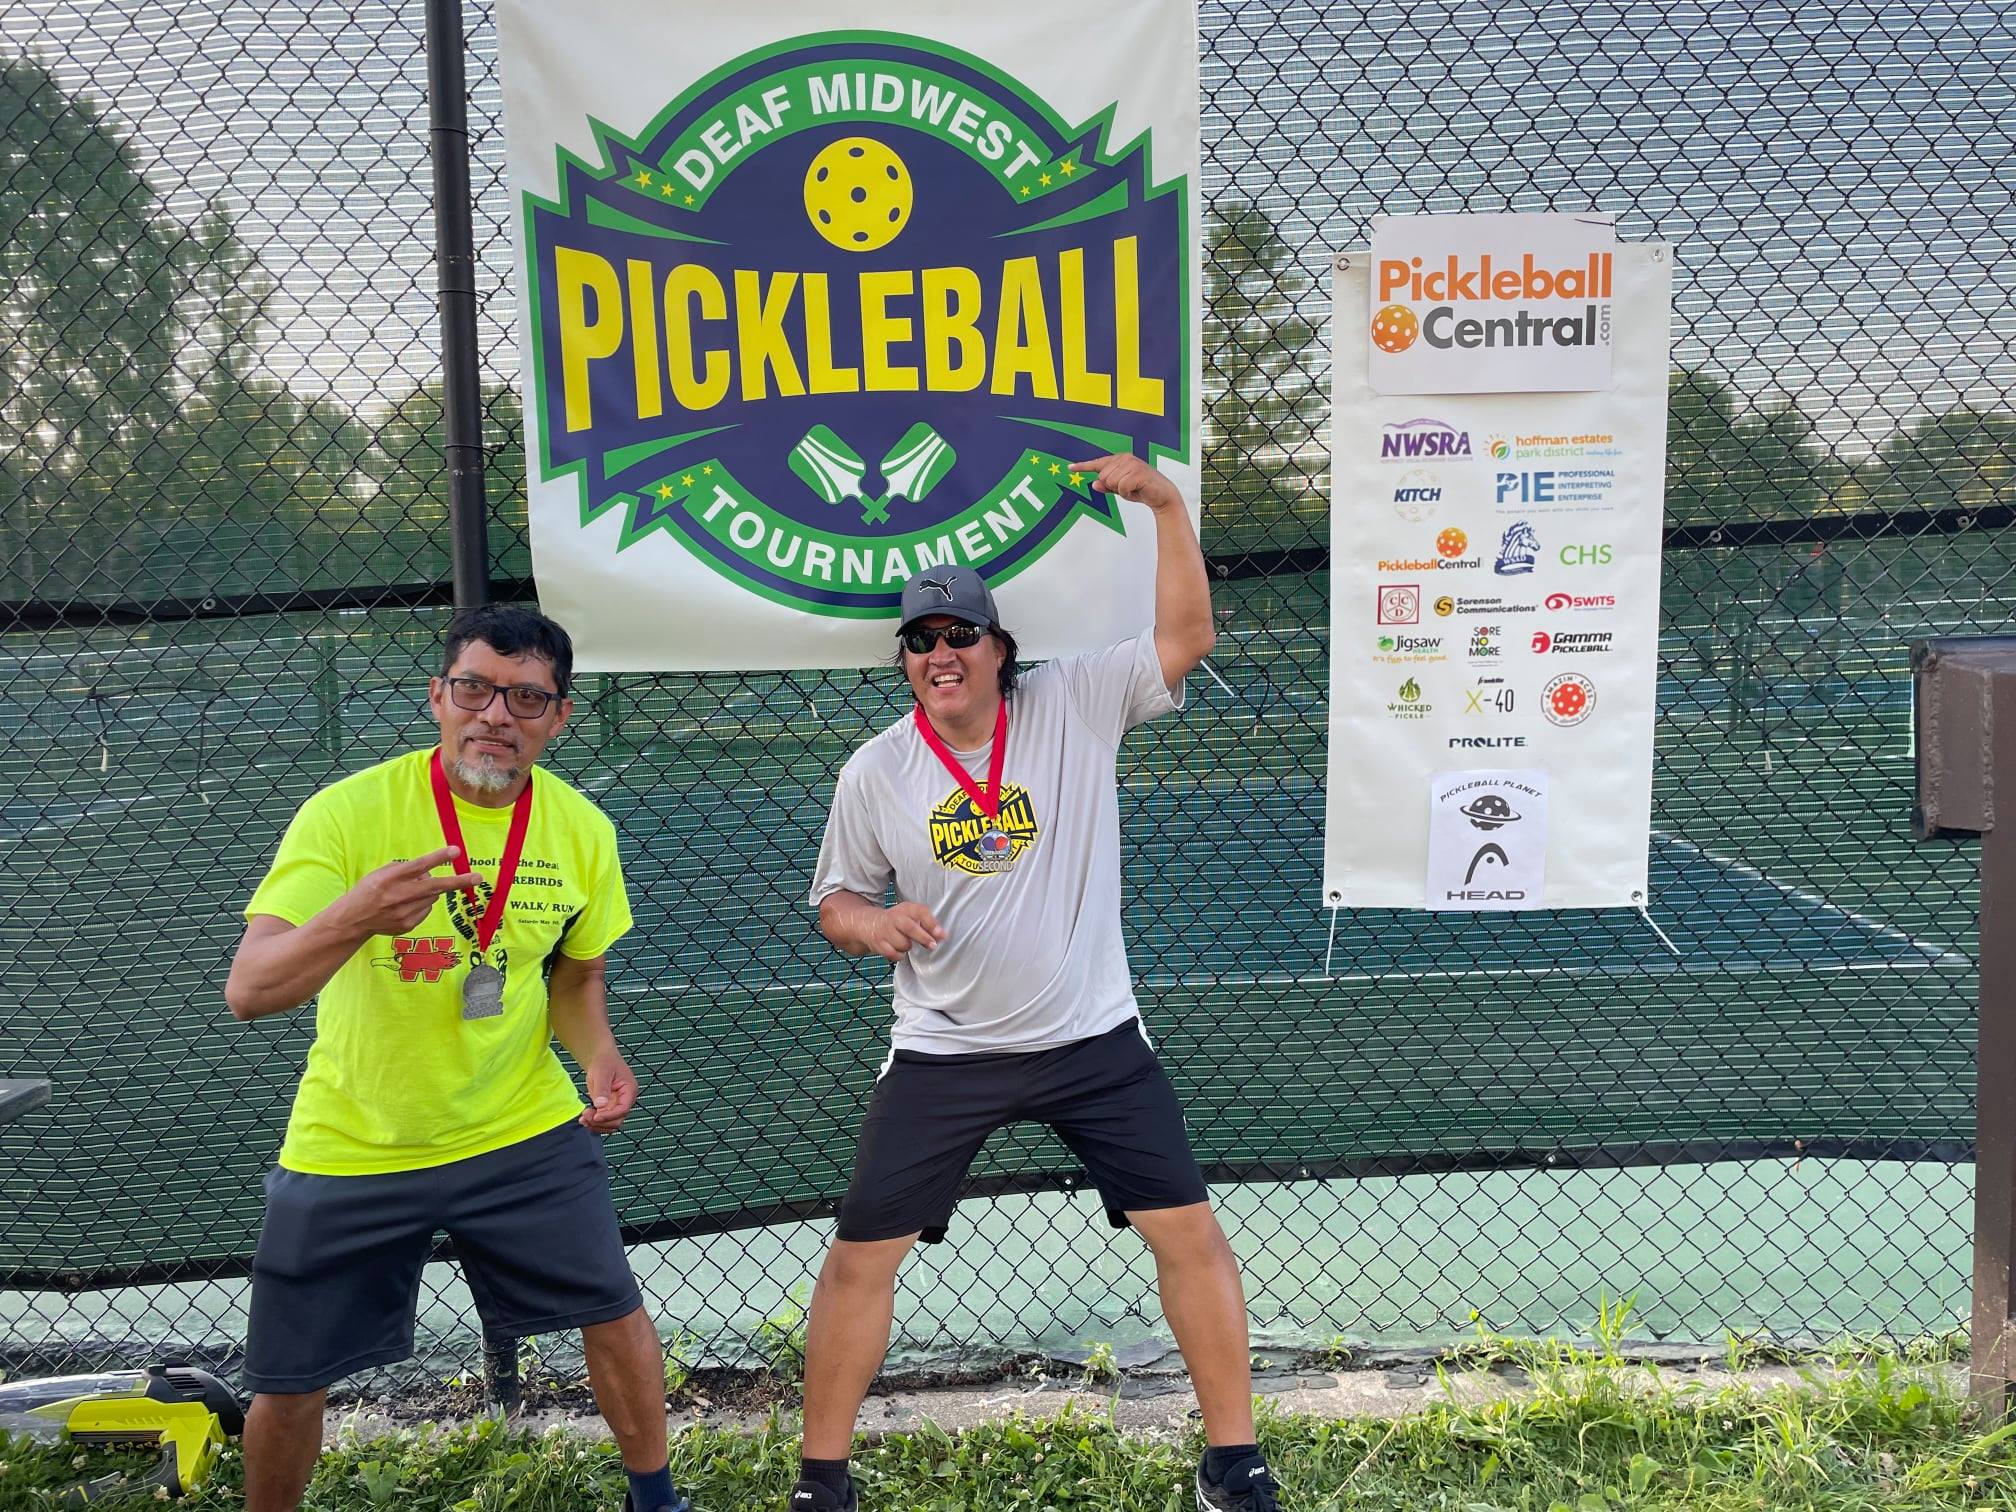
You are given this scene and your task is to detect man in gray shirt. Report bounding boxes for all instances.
[794,454,1280,1512]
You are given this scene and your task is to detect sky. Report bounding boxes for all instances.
[6,0,2013,455]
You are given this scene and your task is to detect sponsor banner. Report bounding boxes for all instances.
[499,0,1198,669]
[1325,227,1671,910]
[1424,770,1549,910]
[1369,213,1615,394]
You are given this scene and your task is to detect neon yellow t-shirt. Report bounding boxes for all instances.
[244,748,634,1175]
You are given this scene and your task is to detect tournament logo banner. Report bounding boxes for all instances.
[500,3,1198,670]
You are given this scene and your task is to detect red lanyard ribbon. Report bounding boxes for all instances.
[913,700,1009,819]
[428,749,533,954]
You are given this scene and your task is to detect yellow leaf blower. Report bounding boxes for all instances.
[0,1364,244,1501]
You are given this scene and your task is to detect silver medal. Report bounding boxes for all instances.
[461,962,505,1020]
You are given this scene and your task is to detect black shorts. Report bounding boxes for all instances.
[244,1120,642,1394]
[837,1019,1210,1244]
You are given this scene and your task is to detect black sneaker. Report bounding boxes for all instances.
[1195,1454,1281,1511]
[787,1477,858,1512]
[622,1489,693,1512]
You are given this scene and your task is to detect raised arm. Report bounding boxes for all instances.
[224,847,478,1020]
[1071,453,1214,688]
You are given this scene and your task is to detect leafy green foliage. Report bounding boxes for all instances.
[5,1353,2010,1512]
[752,1284,811,1384]
[1201,200,1324,554]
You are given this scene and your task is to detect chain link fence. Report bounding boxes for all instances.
[3,0,2011,1387]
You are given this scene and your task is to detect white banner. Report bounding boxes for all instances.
[497,0,1200,670]
[1369,213,1616,394]
[1323,234,1672,910]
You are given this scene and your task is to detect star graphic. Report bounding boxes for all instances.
[1018,185,1031,198]
[1068,471,1084,487]
[1038,171,1052,187]
[1048,462,1061,476]
[660,183,675,197]
[1059,159,1077,176]
[680,473,695,487]
[683,192,696,205]
[656,483,673,499]
[1027,454,1043,466]
[701,464,714,476]
[634,169,652,188]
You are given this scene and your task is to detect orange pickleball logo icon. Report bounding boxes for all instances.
[1371,303,1419,353]
[1436,527,1468,558]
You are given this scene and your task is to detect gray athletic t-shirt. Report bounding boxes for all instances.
[808,634,1183,1055]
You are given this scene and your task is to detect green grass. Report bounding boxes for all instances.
[4,1356,2014,1511]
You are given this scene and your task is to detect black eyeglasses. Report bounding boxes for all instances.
[900,624,989,655]
[443,676,563,719]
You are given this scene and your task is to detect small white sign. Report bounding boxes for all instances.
[1369,213,1616,394]
[1425,771,1550,911]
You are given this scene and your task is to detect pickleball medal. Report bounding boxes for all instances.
[428,749,534,1023]
[973,825,1013,873]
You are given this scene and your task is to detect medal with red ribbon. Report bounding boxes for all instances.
[428,749,533,1020]
[914,699,1010,843]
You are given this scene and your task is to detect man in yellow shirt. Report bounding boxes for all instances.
[225,605,687,1512]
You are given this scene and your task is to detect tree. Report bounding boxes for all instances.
[1856,405,2016,520]
[0,60,372,605]
[1663,371,1848,729]
[0,56,189,599]
[148,204,371,597]
[1664,368,1844,628]
[1665,368,1835,529]
[1200,200,1324,554]
[358,378,524,586]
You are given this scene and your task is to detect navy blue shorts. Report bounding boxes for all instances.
[244,1120,642,1394]
[837,1019,1210,1244]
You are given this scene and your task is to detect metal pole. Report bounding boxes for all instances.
[481,1333,522,1417]
[1910,636,2016,1419]
[1975,671,2016,1417]
[427,0,508,1410]
[425,0,491,610]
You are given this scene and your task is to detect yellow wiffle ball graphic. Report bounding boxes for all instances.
[804,137,913,252]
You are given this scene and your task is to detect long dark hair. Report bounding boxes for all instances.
[892,624,1020,698]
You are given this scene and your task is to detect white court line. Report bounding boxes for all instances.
[615,954,1967,997]
[1651,828,1966,963]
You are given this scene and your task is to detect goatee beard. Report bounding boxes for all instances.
[451,756,519,793]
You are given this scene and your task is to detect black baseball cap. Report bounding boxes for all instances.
[897,565,998,633]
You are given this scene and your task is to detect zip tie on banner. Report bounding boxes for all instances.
[1197,657,1238,702]
[1323,900,1341,979]
[1634,891,1682,959]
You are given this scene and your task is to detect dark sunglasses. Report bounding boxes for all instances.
[899,623,989,655]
